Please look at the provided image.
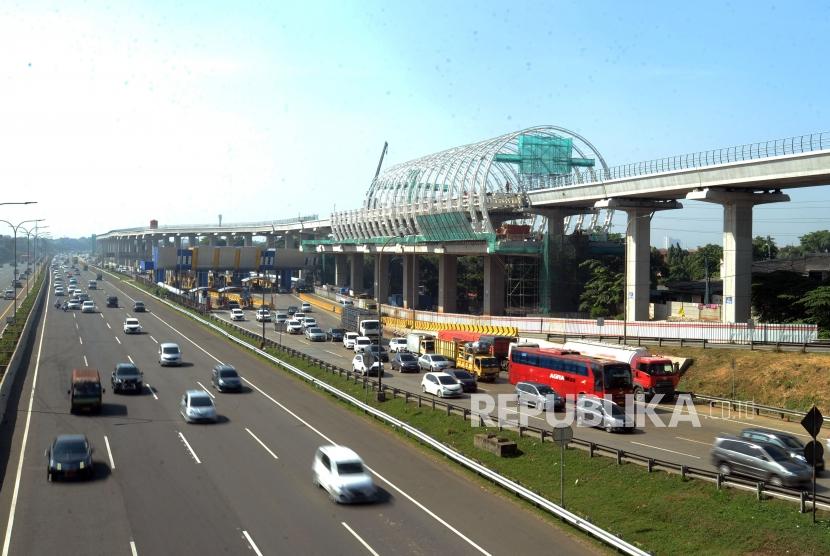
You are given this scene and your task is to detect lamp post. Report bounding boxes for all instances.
[375,233,407,402]
[622,212,654,344]
[0,218,44,318]
[20,224,49,299]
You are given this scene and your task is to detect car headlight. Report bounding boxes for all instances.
[793,453,807,462]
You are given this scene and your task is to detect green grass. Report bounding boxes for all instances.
[113,271,830,555]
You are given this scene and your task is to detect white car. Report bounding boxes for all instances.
[81,300,96,313]
[388,338,408,352]
[123,318,142,334]
[286,319,303,334]
[312,445,376,504]
[343,332,359,350]
[301,302,312,312]
[255,309,271,322]
[353,336,372,353]
[230,308,245,321]
[351,354,380,377]
[274,312,288,324]
[302,317,317,329]
[54,287,64,296]
[421,372,463,398]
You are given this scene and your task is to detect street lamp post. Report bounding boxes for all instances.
[20,223,49,299]
[375,233,406,402]
[0,218,44,318]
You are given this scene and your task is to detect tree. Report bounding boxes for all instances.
[799,230,830,253]
[796,286,830,335]
[751,272,814,323]
[578,259,623,318]
[666,243,691,282]
[777,244,803,259]
[752,236,778,260]
[689,244,722,280]
[650,247,668,285]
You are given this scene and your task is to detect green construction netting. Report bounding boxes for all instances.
[416,212,480,242]
[494,134,595,175]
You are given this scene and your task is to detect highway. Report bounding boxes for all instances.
[209,291,830,494]
[0,267,598,555]
[0,264,38,334]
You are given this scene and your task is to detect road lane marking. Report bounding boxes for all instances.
[242,377,491,556]
[676,436,713,446]
[2,284,49,556]
[75,322,78,330]
[73,313,76,319]
[149,335,158,343]
[324,350,346,358]
[115,336,121,345]
[341,523,379,556]
[83,355,88,366]
[104,435,116,469]
[196,381,215,399]
[241,531,263,556]
[128,355,135,364]
[630,441,700,459]
[79,336,83,345]
[106,322,111,329]
[100,313,104,319]
[177,432,201,464]
[145,384,159,400]
[245,428,279,460]
[130,540,138,556]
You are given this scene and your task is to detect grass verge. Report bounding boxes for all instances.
[0,267,46,377]
[115,273,830,555]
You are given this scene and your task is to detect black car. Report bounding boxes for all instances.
[212,364,242,392]
[133,301,146,312]
[328,328,345,342]
[96,273,103,280]
[106,295,118,308]
[391,352,419,373]
[46,434,93,481]
[448,369,478,392]
[364,344,389,362]
[111,363,143,393]
[287,306,299,316]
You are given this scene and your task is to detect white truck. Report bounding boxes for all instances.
[406,332,435,355]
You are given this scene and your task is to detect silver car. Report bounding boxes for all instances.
[158,342,182,366]
[711,435,812,488]
[575,397,634,433]
[417,353,452,372]
[516,382,563,412]
[305,327,326,342]
[180,390,217,423]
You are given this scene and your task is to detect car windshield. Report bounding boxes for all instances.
[336,461,364,474]
[647,363,676,376]
[431,355,448,362]
[219,369,238,378]
[53,439,88,459]
[126,319,138,325]
[73,382,100,396]
[135,302,144,307]
[116,365,139,377]
[330,329,344,335]
[535,385,555,395]
[189,396,213,407]
[399,354,416,362]
[437,376,458,385]
[361,322,379,331]
[163,346,180,354]
[357,339,370,344]
[601,364,633,389]
[309,328,323,334]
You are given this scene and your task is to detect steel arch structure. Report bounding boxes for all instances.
[331,126,609,241]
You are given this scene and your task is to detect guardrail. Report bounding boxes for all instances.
[103,269,648,555]
[693,393,830,425]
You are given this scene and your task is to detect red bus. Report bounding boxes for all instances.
[508,347,634,405]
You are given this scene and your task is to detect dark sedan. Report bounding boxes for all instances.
[391,352,419,373]
[448,369,478,392]
[212,364,242,392]
[111,363,144,394]
[328,328,345,342]
[364,344,389,362]
[133,301,146,312]
[46,434,93,481]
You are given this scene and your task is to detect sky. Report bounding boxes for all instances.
[0,0,829,247]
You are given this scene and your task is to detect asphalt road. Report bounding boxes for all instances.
[214,292,830,494]
[0,264,38,332]
[0,268,598,555]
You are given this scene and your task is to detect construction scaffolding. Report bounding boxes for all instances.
[505,255,540,316]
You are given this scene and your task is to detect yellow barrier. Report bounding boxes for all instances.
[298,293,342,315]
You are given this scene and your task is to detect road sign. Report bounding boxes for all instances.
[805,441,824,467]
[553,425,573,446]
[801,406,824,438]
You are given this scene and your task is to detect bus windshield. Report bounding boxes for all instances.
[600,364,632,389]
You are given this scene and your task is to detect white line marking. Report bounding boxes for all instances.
[145,384,158,400]
[128,355,135,364]
[75,322,78,330]
[324,350,346,358]
[149,335,158,344]
[196,381,215,399]
[79,336,83,345]
[115,336,121,345]
[241,531,263,556]
[243,378,491,556]
[675,436,713,446]
[245,428,279,460]
[106,322,111,329]
[104,435,116,469]
[100,313,104,319]
[177,432,201,464]
[2,284,49,556]
[630,441,701,459]
[83,355,88,366]
[73,313,76,319]
[130,540,138,556]
[700,413,811,438]
[341,522,379,556]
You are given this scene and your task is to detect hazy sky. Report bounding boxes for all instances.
[1,1,828,246]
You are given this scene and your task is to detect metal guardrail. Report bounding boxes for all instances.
[105,270,648,555]
[692,393,830,425]
[542,131,830,189]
